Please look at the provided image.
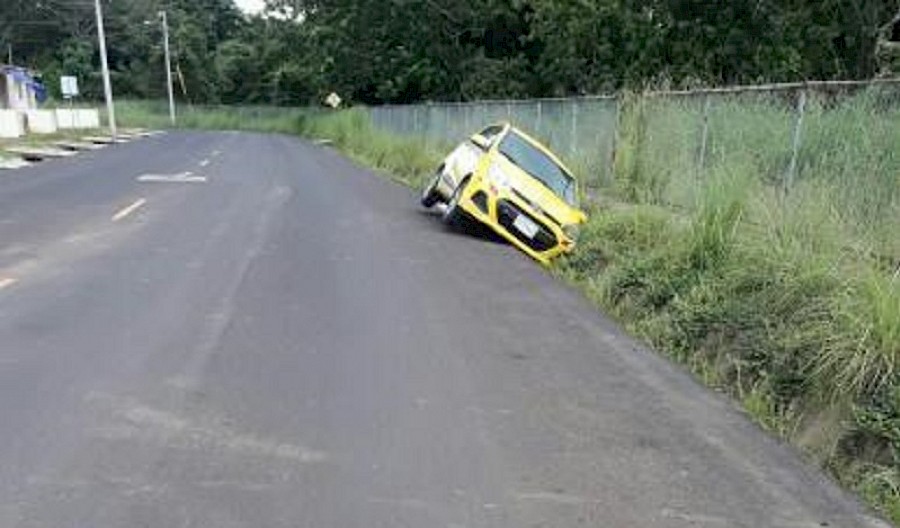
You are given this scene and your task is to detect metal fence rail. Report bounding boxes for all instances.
[370,97,619,187]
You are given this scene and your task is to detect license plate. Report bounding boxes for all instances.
[513,214,540,239]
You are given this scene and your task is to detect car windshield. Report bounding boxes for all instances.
[498,132,577,206]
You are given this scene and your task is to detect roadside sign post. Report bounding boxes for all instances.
[325,92,342,109]
[61,75,79,127]
[60,76,79,99]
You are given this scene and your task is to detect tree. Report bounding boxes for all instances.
[5,0,899,106]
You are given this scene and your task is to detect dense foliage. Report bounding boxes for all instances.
[2,1,899,104]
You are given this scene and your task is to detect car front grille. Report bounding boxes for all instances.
[496,200,557,253]
[512,189,562,227]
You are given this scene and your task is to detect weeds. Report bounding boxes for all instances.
[299,109,445,188]
[117,100,314,134]
[817,273,900,398]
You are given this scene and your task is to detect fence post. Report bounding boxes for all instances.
[698,95,711,172]
[571,101,578,158]
[412,106,419,136]
[427,103,435,145]
[609,96,621,187]
[464,103,471,133]
[785,89,807,192]
[536,100,543,134]
[506,101,512,122]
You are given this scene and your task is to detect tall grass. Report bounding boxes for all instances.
[561,89,900,523]
[117,100,315,134]
[122,96,900,523]
[818,273,900,397]
[301,109,447,188]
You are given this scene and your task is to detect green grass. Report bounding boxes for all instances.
[122,97,900,524]
[117,100,315,135]
[0,129,103,159]
[558,91,900,521]
[299,109,448,188]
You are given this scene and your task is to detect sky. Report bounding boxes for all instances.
[234,0,266,14]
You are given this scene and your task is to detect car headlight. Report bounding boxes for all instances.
[562,224,580,241]
[487,165,511,191]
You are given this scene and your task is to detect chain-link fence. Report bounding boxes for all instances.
[370,97,619,189]
[367,81,900,260]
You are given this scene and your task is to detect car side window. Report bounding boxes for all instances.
[470,125,504,152]
[479,125,504,144]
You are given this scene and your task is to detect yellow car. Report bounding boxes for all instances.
[421,123,588,264]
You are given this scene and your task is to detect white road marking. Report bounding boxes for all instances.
[0,278,17,290]
[85,392,327,463]
[211,150,221,157]
[199,159,210,167]
[137,171,207,183]
[112,198,147,222]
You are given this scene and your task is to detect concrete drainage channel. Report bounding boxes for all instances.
[0,130,163,170]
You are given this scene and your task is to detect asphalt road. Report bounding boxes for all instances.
[0,131,887,528]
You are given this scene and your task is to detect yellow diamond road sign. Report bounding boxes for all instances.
[325,92,342,108]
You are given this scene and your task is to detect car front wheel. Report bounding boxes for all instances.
[420,166,444,208]
[442,177,470,227]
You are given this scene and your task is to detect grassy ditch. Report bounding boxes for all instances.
[563,196,900,522]
[122,100,900,523]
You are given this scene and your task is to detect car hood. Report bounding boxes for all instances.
[495,156,586,226]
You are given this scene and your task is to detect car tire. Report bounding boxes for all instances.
[442,176,470,228]
[420,166,443,208]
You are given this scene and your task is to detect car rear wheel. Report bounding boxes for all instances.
[420,165,444,208]
[442,177,470,227]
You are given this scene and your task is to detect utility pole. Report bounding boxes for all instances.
[160,10,176,125]
[6,44,11,64]
[94,0,117,138]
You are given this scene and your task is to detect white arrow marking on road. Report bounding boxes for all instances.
[137,172,208,183]
[112,198,147,222]
[199,159,210,167]
[0,278,17,290]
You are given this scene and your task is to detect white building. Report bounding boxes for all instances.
[0,65,42,111]
[0,66,98,138]
[0,65,53,138]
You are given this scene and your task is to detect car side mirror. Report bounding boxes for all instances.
[470,135,490,151]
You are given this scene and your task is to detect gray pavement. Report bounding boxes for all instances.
[0,131,887,527]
